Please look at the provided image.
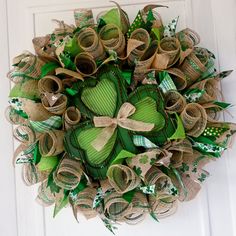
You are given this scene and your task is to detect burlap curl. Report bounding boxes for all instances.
[38,75,63,94]
[99,24,126,56]
[77,27,105,60]
[39,130,64,156]
[180,103,207,137]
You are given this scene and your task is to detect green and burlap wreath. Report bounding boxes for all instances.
[6,2,236,233]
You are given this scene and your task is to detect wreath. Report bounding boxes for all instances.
[6,2,236,233]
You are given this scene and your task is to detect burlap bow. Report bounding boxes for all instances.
[92,102,155,151]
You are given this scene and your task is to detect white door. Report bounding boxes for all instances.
[1,0,236,236]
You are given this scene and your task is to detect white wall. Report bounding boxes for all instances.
[0,0,236,236]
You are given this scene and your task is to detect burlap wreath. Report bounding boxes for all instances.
[6,2,236,233]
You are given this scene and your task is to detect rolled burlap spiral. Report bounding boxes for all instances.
[5,106,27,125]
[167,68,187,90]
[177,28,200,64]
[77,27,105,60]
[7,52,45,83]
[107,164,141,194]
[144,166,177,201]
[158,37,181,67]
[38,75,63,94]
[179,47,209,87]
[149,196,178,219]
[32,35,58,62]
[128,28,150,65]
[99,24,126,56]
[63,106,81,130]
[104,192,133,221]
[165,90,187,113]
[180,103,207,137]
[190,78,218,103]
[75,187,98,219]
[74,52,97,77]
[177,28,200,48]
[124,192,148,225]
[22,163,49,186]
[134,40,158,79]
[13,125,35,145]
[36,181,55,206]
[202,103,221,122]
[39,130,64,156]
[41,93,67,115]
[53,157,83,190]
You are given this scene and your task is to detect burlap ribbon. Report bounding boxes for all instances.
[5,106,27,125]
[165,90,187,113]
[177,28,200,64]
[74,187,98,219]
[180,103,207,137]
[7,51,45,83]
[63,106,81,130]
[149,196,178,219]
[202,102,222,122]
[167,68,187,90]
[127,149,172,179]
[92,102,155,151]
[21,99,52,121]
[41,92,67,115]
[165,139,193,168]
[22,163,48,186]
[144,166,178,201]
[36,181,55,206]
[153,37,181,69]
[134,40,158,80]
[74,52,97,77]
[104,192,133,221]
[128,28,150,65]
[39,130,64,156]
[53,156,83,190]
[107,164,141,194]
[124,192,148,225]
[74,9,94,28]
[99,24,126,56]
[38,75,63,94]
[32,35,58,62]
[13,125,36,145]
[52,19,75,38]
[77,27,105,60]
[190,78,218,103]
[179,47,209,87]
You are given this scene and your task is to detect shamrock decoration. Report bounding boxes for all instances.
[65,65,176,179]
[6,2,236,233]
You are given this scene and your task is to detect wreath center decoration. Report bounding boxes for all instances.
[6,2,236,233]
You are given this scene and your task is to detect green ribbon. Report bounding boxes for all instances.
[122,70,132,85]
[189,136,226,158]
[38,156,59,171]
[168,113,186,140]
[65,88,78,96]
[158,71,177,93]
[133,135,158,148]
[127,11,145,38]
[184,88,205,103]
[30,116,62,133]
[33,142,41,165]
[163,16,179,37]
[40,61,60,78]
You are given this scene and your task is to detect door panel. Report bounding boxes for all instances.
[2,0,236,235]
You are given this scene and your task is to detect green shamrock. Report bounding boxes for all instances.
[64,65,176,179]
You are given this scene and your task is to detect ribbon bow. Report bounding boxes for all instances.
[92,102,155,151]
